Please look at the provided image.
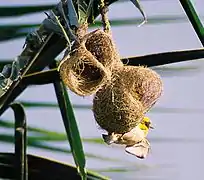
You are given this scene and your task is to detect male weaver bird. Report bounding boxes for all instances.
[102,117,153,159]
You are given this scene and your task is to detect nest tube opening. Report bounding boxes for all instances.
[59,45,110,96]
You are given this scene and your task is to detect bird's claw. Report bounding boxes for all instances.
[102,133,122,145]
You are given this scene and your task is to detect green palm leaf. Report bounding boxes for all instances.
[50,61,86,179]
[1,15,203,41]
[0,5,55,17]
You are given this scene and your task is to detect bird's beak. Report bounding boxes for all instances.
[145,120,154,129]
[150,124,154,129]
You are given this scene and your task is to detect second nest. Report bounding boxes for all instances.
[93,65,163,134]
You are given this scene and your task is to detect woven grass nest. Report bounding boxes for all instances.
[58,25,163,134]
[93,65,163,134]
[59,29,122,96]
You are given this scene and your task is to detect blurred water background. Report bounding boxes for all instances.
[0,0,204,179]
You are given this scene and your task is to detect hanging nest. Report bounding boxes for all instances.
[93,65,163,134]
[84,29,123,69]
[59,27,123,96]
[59,44,110,96]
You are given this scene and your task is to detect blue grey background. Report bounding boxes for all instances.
[0,0,204,179]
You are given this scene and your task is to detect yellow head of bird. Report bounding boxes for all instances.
[138,117,154,137]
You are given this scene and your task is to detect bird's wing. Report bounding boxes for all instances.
[121,126,144,145]
[125,139,150,159]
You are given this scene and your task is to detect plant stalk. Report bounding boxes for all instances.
[11,103,28,180]
[179,0,204,46]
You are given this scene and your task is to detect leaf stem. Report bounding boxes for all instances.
[179,0,204,46]
[11,103,28,180]
[49,61,87,180]
[99,0,111,33]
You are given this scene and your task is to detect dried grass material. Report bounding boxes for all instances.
[59,44,110,96]
[93,65,162,134]
[93,71,145,134]
[84,29,123,69]
[119,66,163,111]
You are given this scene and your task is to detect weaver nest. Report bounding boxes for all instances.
[59,26,162,135]
[59,28,122,96]
[93,65,162,134]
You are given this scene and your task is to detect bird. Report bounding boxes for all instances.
[102,116,153,145]
[102,116,153,159]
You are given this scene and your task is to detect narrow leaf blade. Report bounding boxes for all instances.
[0,5,55,17]
[50,62,86,179]
[129,0,147,25]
